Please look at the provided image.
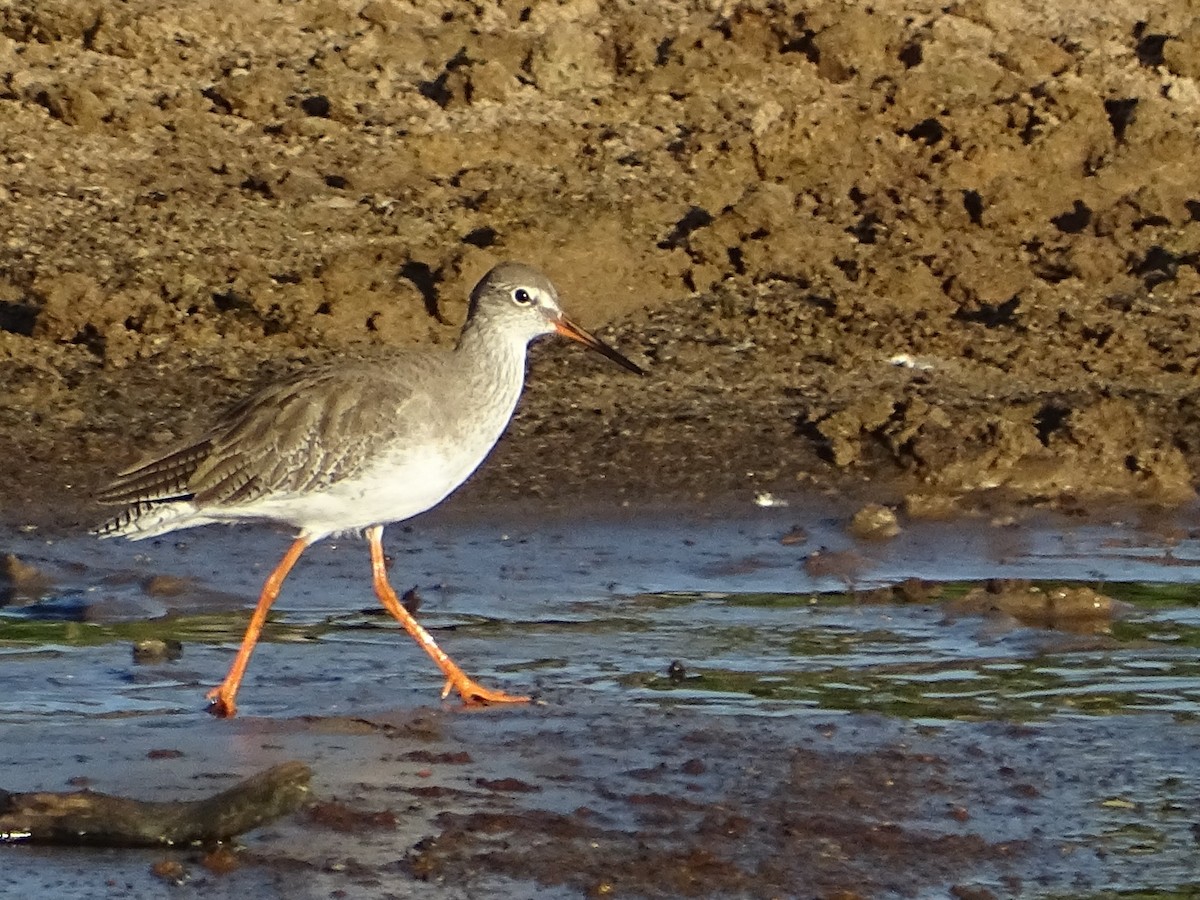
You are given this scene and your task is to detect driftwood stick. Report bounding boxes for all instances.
[0,761,312,846]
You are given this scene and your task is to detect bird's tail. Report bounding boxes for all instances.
[91,500,208,541]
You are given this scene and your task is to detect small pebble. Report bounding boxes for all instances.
[150,859,186,884]
[849,504,901,540]
[1,553,52,601]
[778,526,808,546]
[132,639,184,664]
[141,575,192,597]
[402,586,422,614]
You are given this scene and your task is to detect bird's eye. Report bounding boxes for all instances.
[513,288,533,306]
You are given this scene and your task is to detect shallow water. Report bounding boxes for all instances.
[3,500,1200,897]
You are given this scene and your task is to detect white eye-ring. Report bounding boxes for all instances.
[512,288,534,306]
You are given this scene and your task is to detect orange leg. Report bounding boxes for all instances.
[366,525,529,706]
[206,537,310,718]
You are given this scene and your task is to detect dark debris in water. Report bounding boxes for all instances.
[0,762,311,847]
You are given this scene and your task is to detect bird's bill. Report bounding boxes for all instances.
[555,316,646,375]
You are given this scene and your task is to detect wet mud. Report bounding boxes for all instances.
[1,1,1200,524]
[4,505,1200,896]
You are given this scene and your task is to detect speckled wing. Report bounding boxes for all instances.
[95,435,215,509]
[97,363,416,512]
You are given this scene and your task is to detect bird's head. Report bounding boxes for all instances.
[468,262,645,375]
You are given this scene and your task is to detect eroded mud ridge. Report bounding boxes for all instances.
[1,0,1199,520]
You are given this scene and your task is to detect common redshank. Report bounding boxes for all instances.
[95,262,644,717]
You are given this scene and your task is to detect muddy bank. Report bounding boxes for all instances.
[1,0,1200,526]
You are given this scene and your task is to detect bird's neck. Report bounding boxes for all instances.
[453,317,531,401]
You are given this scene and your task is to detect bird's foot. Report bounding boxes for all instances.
[205,685,238,718]
[442,674,530,706]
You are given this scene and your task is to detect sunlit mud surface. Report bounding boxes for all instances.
[4,501,1200,897]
